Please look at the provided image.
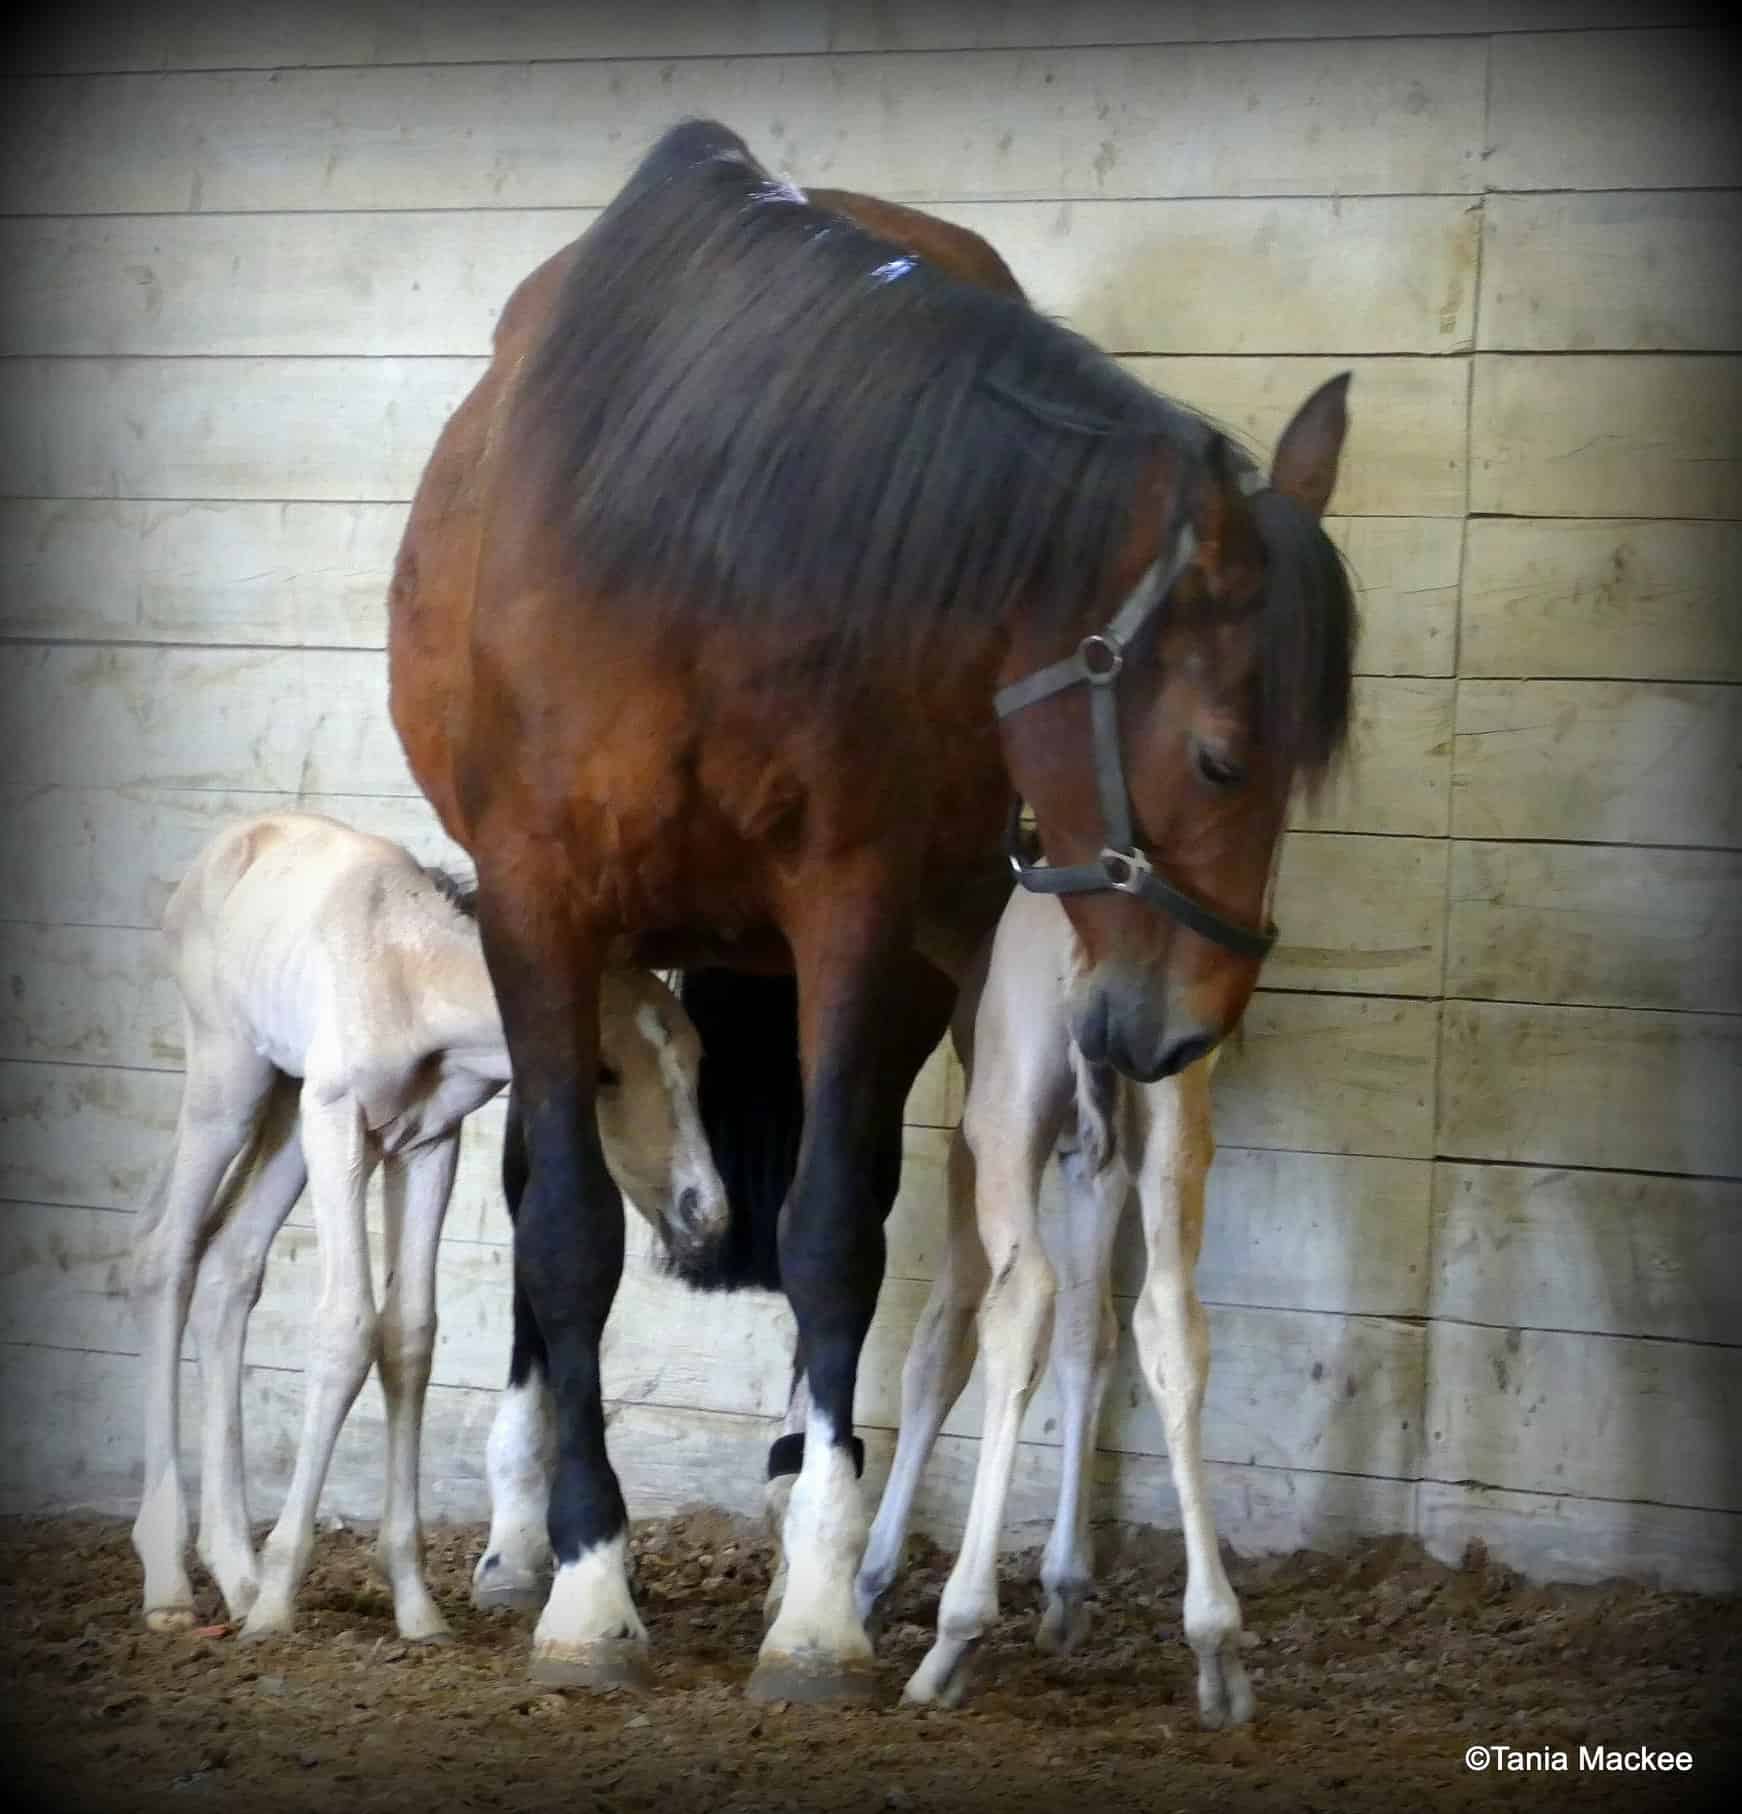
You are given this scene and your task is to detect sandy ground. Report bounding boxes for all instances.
[1,1512,1736,1814]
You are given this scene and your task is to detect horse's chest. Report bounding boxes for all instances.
[368,1064,499,1155]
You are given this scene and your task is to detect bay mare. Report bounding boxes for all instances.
[386,118,1355,1700]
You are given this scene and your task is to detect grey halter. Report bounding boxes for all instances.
[993,522,1279,963]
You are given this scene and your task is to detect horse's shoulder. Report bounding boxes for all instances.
[806,188,1024,299]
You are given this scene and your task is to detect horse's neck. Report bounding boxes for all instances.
[409,927,510,1083]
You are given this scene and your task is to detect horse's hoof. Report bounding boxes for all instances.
[143,1606,197,1635]
[400,1623,454,1647]
[471,1562,551,1615]
[1036,1594,1091,1656]
[747,1654,879,1706]
[238,1609,293,1643]
[902,1639,975,1709]
[529,1639,651,1691]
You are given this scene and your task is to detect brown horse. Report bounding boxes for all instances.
[386,119,1356,1702]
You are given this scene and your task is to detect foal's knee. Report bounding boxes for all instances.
[313,1298,380,1382]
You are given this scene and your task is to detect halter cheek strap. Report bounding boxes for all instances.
[994,522,1280,963]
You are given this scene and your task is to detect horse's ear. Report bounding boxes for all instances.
[1270,373,1351,520]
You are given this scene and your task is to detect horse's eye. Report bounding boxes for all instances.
[1195,745,1247,789]
[597,1065,621,1089]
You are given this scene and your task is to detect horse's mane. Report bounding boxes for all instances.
[514,118,1353,775]
[420,864,479,920]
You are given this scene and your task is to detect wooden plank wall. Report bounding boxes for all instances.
[2,2,1738,1593]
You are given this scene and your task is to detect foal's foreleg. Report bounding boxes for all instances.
[904,1111,1059,1707]
[1036,1119,1127,1656]
[186,1079,307,1621]
[1130,1062,1253,1728]
[243,1086,378,1639]
[376,1137,459,1643]
[854,1127,987,1625]
[132,1027,274,1632]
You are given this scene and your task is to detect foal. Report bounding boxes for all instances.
[130,811,727,1642]
[853,887,1252,1723]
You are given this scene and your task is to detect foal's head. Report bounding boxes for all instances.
[999,376,1356,1083]
[596,970,730,1266]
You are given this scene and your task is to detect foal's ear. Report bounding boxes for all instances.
[1270,373,1351,520]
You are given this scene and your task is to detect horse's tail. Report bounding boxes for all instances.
[664,969,804,1294]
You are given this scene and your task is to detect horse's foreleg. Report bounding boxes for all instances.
[186,1080,306,1622]
[132,1026,274,1633]
[855,1125,987,1626]
[242,1086,377,1639]
[762,1367,810,1628]
[752,935,955,1705]
[904,1112,1057,1708]
[1130,1061,1253,1729]
[473,1095,556,1614]
[477,915,644,1691]
[1036,1116,1128,1656]
[376,1136,459,1643]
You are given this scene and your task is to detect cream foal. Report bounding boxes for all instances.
[130,811,727,1643]
[853,886,1253,1724]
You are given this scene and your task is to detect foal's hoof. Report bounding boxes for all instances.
[747,1653,879,1706]
[472,1556,551,1615]
[1036,1591,1092,1656]
[143,1605,198,1635]
[529,1638,652,1692]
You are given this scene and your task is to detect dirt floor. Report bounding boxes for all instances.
[1,1513,1737,1814]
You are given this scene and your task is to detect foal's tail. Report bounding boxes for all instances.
[664,969,804,1294]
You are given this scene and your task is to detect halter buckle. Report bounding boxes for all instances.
[1099,846,1152,893]
[1079,633,1123,684]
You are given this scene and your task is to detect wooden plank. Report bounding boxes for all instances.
[0,499,407,646]
[1291,678,1453,839]
[1131,356,1468,518]
[1453,680,1742,848]
[1487,29,1742,193]
[1326,517,1459,678]
[1461,518,1742,683]
[1439,1001,1742,1177]
[1481,192,1742,354]
[0,786,462,930]
[1448,841,1742,1014]
[0,924,181,1071]
[0,41,1486,216]
[0,1060,180,1216]
[0,1344,1425,1572]
[0,353,1466,515]
[0,197,1476,360]
[0,356,482,503]
[1418,1481,1741,1595]
[1424,1320,1742,1511]
[0,646,416,795]
[7,2,1699,74]
[1212,993,1439,1160]
[1266,833,1446,998]
[1470,355,1742,519]
[0,495,1457,676]
[0,1197,1425,1480]
[1430,1162,1742,1345]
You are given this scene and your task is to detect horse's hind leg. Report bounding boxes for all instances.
[242,1084,378,1640]
[1130,1061,1253,1729]
[131,1020,274,1632]
[854,1124,987,1627]
[473,1095,556,1614]
[1036,1105,1127,1656]
[376,1137,459,1643]
[186,1076,307,1621]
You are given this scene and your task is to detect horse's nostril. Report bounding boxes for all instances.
[676,1185,702,1228]
[1160,1033,1214,1079]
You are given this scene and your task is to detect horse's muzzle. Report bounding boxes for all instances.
[1072,977,1220,1085]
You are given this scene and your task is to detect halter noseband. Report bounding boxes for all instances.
[993,521,1279,962]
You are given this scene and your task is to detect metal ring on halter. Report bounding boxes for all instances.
[1099,847,1150,892]
[1079,634,1123,683]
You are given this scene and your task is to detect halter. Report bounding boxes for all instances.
[993,520,1279,962]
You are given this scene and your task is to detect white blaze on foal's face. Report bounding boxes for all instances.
[594,972,725,1249]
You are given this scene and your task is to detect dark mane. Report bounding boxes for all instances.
[421,864,479,919]
[512,119,1198,647]
[515,118,1355,777]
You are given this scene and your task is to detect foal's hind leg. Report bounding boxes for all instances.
[1036,1114,1128,1656]
[243,1084,379,1640]
[854,1127,987,1626]
[376,1137,459,1643]
[132,1022,275,1632]
[1130,1062,1253,1728]
[186,1077,307,1621]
